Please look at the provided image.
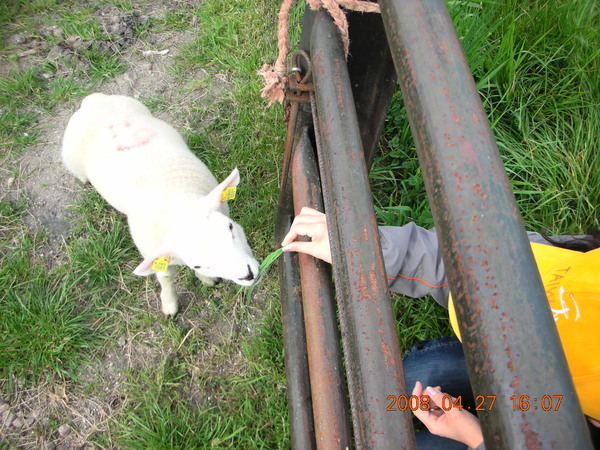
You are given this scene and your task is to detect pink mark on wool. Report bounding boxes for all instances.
[114,126,158,152]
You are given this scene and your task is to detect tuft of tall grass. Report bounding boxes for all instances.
[67,201,136,291]
[115,350,288,448]
[373,0,599,234]
[0,276,109,383]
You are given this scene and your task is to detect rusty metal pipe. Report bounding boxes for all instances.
[378,0,592,447]
[276,81,317,450]
[291,128,352,449]
[310,10,416,448]
[278,248,316,449]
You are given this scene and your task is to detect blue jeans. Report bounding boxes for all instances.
[403,336,475,450]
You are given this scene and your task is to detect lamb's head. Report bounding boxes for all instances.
[133,168,259,286]
[179,209,259,286]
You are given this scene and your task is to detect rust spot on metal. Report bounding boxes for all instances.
[501,321,514,332]
[357,272,371,301]
[510,376,520,388]
[460,141,476,164]
[370,271,379,295]
[439,41,449,55]
[472,112,480,124]
[472,183,488,200]
[521,418,541,448]
[381,341,395,370]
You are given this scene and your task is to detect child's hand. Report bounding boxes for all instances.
[412,381,484,448]
[281,207,332,263]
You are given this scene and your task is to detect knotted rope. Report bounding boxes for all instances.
[258,0,380,106]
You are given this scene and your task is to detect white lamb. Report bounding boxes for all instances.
[62,92,259,316]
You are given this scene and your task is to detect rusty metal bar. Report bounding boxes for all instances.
[378,0,593,448]
[276,92,316,449]
[291,128,352,448]
[274,25,319,442]
[278,247,316,450]
[310,10,416,448]
[278,244,316,450]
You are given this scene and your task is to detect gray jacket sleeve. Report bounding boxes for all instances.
[379,226,578,309]
[379,223,450,307]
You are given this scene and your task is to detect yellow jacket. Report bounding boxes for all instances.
[449,243,600,420]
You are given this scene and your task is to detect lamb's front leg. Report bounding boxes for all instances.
[156,267,178,317]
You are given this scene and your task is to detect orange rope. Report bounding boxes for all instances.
[387,273,450,290]
[307,0,350,56]
[258,0,380,106]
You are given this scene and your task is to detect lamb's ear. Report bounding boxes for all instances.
[204,168,240,211]
[133,251,175,276]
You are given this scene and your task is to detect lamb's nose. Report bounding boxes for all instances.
[239,264,255,281]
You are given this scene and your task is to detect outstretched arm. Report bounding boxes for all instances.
[281,207,450,305]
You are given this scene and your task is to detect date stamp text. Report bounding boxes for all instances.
[386,395,563,412]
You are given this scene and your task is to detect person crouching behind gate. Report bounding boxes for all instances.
[281,207,600,448]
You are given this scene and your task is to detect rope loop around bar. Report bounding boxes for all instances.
[258,0,379,106]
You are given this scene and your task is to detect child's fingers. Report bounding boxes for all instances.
[282,241,315,255]
[425,386,463,419]
[281,222,317,246]
[281,213,326,246]
[411,382,434,425]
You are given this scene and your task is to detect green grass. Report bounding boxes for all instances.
[0,276,109,382]
[0,0,598,447]
[0,202,110,385]
[67,190,138,290]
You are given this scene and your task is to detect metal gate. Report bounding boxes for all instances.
[273,2,593,448]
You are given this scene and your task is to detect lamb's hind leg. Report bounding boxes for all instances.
[156,267,178,317]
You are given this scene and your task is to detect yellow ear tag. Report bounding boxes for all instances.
[152,256,170,272]
[221,186,237,202]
